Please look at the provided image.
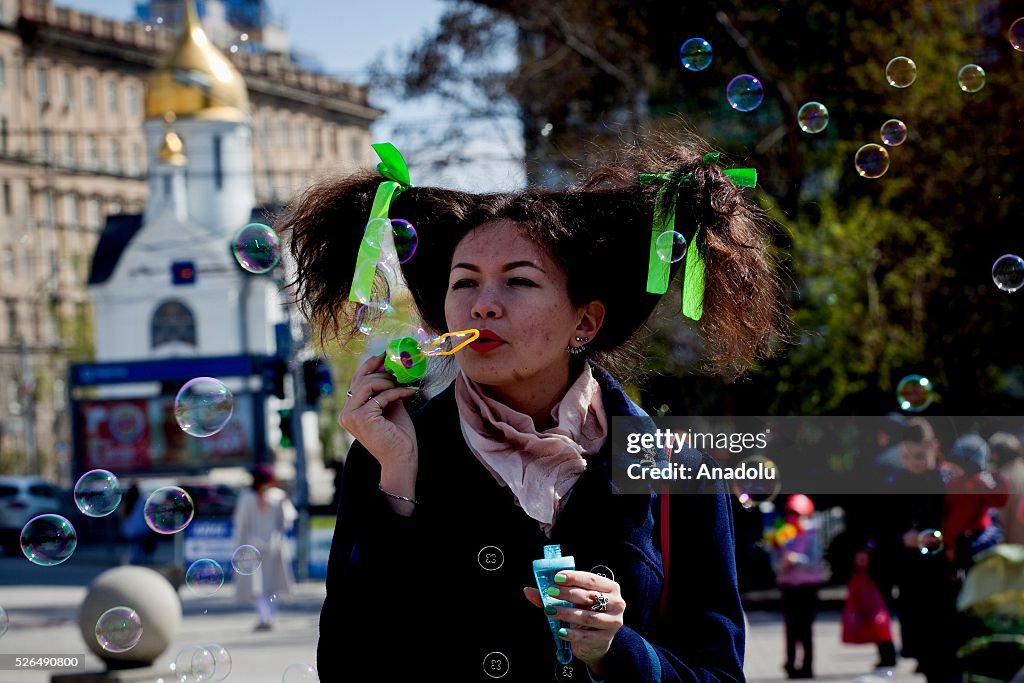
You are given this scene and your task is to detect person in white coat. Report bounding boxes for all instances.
[232,463,296,630]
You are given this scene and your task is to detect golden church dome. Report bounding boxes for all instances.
[145,0,249,122]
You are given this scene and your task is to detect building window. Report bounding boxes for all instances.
[36,66,48,105]
[40,190,54,225]
[213,135,223,189]
[151,300,196,348]
[130,142,142,177]
[108,140,120,172]
[2,247,14,281]
[2,182,9,215]
[64,131,74,165]
[350,133,362,162]
[63,194,78,227]
[59,70,72,107]
[126,83,139,117]
[83,75,95,108]
[85,135,98,170]
[0,55,5,90]
[105,81,117,112]
[40,129,51,162]
[0,116,7,155]
[280,120,289,145]
[86,198,100,228]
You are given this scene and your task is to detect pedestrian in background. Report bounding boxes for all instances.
[232,463,296,631]
[769,494,825,679]
[991,432,1024,545]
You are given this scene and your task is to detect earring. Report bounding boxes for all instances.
[566,336,591,354]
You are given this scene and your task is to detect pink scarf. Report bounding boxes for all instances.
[455,362,609,534]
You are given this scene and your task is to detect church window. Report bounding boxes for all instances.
[151,300,196,348]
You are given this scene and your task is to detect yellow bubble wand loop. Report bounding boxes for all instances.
[382,329,480,384]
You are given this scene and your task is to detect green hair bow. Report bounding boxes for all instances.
[638,152,757,321]
[349,142,414,304]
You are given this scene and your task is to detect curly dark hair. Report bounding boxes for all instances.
[277,132,789,381]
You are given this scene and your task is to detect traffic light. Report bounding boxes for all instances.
[302,358,334,407]
[265,357,287,399]
[278,408,293,448]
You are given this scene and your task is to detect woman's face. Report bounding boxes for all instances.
[444,221,601,388]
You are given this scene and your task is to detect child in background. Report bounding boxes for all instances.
[768,494,826,679]
[942,434,1009,571]
[842,547,897,672]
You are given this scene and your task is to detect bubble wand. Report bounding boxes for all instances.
[382,329,480,384]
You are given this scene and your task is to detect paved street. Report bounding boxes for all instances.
[0,547,927,683]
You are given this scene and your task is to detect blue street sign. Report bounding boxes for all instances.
[71,355,262,386]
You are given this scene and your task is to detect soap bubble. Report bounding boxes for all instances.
[885,56,917,88]
[173,646,217,682]
[175,377,234,438]
[282,663,319,682]
[144,486,194,534]
[918,529,944,555]
[992,254,1024,293]
[854,144,890,179]
[731,455,781,510]
[957,64,986,93]
[205,643,232,681]
[74,469,122,517]
[726,74,764,112]
[360,217,391,249]
[896,374,935,412]
[232,223,281,274]
[95,606,143,653]
[797,102,829,134]
[231,545,262,575]
[389,219,419,264]
[880,119,907,146]
[21,514,77,566]
[0,605,8,638]
[655,231,687,263]
[679,37,713,71]
[186,559,225,596]
[1010,17,1024,51]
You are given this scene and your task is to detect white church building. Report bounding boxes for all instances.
[84,1,329,501]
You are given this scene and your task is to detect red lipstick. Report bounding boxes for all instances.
[470,329,506,353]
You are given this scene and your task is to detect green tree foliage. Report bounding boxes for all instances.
[382,0,1024,414]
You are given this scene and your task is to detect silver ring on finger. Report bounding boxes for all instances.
[590,592,609,612]
[369,395,383,410]
[346,390,354,397]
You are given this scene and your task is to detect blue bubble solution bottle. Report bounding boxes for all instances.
[533,544,576,665]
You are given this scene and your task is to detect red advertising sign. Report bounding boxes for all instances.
[79,395,254,474]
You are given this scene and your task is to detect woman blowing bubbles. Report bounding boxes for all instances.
[280,132,787,681]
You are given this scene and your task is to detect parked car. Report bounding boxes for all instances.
[0,476,67,555]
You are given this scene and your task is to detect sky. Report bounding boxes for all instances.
[57,0,524,190]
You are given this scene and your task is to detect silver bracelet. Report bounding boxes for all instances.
[378,484,420,505]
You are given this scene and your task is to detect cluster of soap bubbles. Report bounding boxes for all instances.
[678,37,765,112]
[171,643,232,682]
[896,374,936,413]
[20,469,202,570]
[174,377,235,438]
[95,606,144,653]
[232,223,281,274]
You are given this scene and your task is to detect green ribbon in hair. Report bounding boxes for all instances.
[638,152,757,321]
[348,142,414,304]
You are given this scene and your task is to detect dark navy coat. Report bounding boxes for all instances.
[318,365,745,681]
